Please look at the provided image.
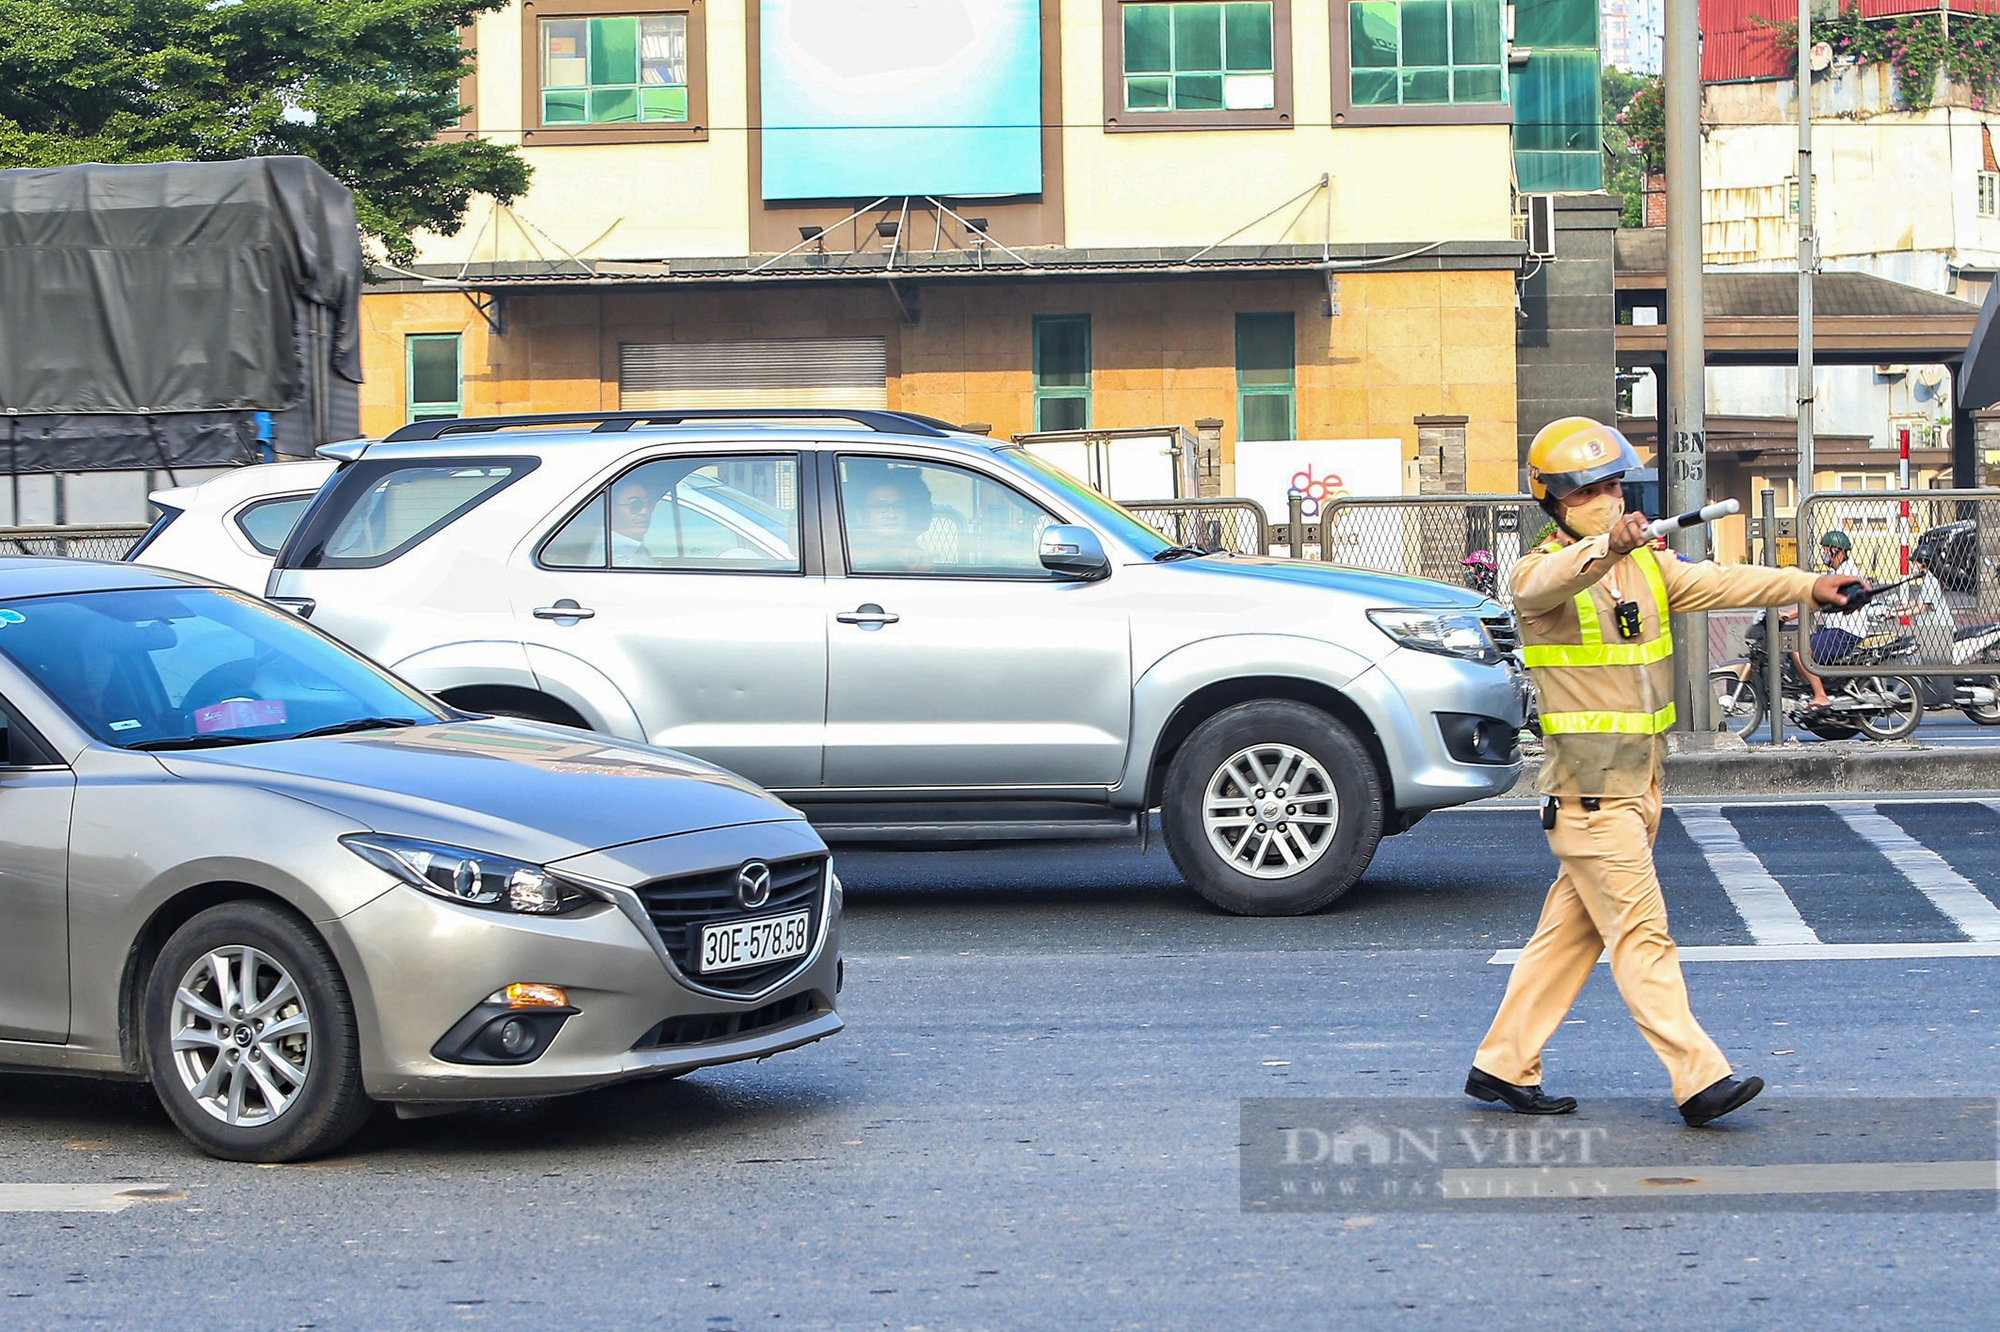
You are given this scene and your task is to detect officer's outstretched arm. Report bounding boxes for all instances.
[1660,557,1823,613]
[1509,535,1621,613]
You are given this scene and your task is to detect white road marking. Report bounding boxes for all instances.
[1839,808,2000,943]
[1440,1160,1996,1199]
[1672,806,1821,945]
[1490,940,2000,964]
[0,1183,181,1213]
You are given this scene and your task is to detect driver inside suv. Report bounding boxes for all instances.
[843,463,935,573]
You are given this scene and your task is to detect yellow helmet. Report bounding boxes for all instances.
[1526,417,1643,503]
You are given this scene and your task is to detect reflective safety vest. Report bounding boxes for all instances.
[1523,544,1678,737]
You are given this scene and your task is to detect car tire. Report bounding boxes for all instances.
[1161,700,1385,916]
[144,903,373,1163]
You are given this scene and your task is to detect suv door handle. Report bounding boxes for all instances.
[836,603,899,627]
[533,600,596,621]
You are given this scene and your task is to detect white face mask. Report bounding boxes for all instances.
[1564,491,1625,538]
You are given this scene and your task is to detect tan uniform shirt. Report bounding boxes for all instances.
[1514,536,1820,797]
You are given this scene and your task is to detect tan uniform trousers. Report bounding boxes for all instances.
[1473,781,1733,1104]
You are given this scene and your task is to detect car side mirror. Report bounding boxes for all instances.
[1039,525,1110,581]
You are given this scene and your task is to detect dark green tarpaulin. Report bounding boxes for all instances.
[0,157,363,470]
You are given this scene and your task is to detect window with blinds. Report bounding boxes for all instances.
[619,338,890,410]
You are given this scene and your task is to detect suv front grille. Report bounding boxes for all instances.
[633,853,826,996]
[1482,614,1521,657]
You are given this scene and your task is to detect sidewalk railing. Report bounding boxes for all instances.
[1125,499,1269,556]
[1796,490,2000,677]
[0,525,150,561]
[1317,495,1544,606]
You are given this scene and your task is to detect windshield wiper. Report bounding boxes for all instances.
[288,717,423,740]
[1152,545,1211,562]
[128,734,273,751]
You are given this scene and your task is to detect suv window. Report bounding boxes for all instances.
[542,455,802,573]
[235,494,315,556]
[280,458,535,570]
[838,457,1057,578]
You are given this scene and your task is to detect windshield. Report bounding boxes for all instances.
[997,449,1173,557]
[0,586,447,749]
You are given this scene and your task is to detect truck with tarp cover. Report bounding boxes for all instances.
[0,157,363,524]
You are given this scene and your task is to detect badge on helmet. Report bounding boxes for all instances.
[1526,416,1643,504]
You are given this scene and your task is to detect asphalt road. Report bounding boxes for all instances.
[3,798,1999,1328]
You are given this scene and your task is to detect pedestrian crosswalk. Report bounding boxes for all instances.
[1487,798,2000,964]
[1673,805,1821,945]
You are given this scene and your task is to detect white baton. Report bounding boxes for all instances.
[1643,499,1740,542]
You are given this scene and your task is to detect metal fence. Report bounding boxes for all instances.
[0,525,149,561]
[1795,490,2000,677]
[1316,495,1546,606]
[1125,499,1269,556]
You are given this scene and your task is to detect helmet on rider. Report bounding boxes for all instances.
[1525,416,1643,535]
[1461,549,1498,570]
[1820,530,1852,555]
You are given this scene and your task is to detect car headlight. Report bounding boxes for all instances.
[341,834,595,915]
[1367,609,1501,663]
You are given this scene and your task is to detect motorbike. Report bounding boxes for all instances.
[1929,619,2000,726]
[1709,608,1924,741]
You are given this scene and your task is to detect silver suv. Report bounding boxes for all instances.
[266,410,1523,916]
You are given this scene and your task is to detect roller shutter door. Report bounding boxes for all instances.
[619,337,888,410]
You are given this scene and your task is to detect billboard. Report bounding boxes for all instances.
[759,0,1043,201]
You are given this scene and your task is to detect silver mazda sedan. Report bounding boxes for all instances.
[0,559,842,1162]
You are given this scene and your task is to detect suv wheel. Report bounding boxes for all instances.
[144,903,373,1163]
[1161,700,1384,916]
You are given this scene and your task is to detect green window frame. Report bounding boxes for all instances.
[1348,0,1504,107]
[406,334,463,424]
[1032,316,1092,432]
[1236,313,1295,443]
[540,14,689,126]
[1122,2,1277,113]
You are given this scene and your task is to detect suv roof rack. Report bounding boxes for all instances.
[383,409,957,444]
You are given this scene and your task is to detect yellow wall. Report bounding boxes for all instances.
[1056,0,1515,249]
[405,1,1516,268]
[361,269,1517,491]
[409,3,754,265]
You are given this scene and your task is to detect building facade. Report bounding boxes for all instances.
[1653,2,2000,489]
[363,0,1540,500]
[1599,0,1660,74]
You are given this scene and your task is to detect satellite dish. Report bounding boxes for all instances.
[1916,364,1949,388]
[1809,42,1834,72]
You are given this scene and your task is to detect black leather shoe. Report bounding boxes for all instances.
[1465,1067,1577,1115]
[1679,1075,1765,1127]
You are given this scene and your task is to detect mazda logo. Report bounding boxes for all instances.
[736,861,773,910]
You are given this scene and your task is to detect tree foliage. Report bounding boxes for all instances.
[1602,68,1662,229]
[0,0,530,263]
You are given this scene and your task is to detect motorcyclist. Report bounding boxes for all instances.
[1791,530,1865,718]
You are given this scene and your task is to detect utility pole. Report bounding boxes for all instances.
[1796,0,1816,544]
[1664,0,1710,730]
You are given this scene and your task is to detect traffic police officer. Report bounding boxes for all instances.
[1465,417,1860,1127]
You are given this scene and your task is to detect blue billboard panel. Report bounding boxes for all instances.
[760,0,1043,201]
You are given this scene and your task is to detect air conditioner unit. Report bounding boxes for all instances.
[1875,364,1909,379]
[1525,194,1556,259]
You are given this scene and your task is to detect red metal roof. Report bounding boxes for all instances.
[1702,0,2000,83]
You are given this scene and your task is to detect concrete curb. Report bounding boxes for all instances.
[1506,744,2000,798]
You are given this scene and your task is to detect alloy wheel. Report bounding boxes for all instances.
[1201,742,1340,879]
[169,946,313,1127]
